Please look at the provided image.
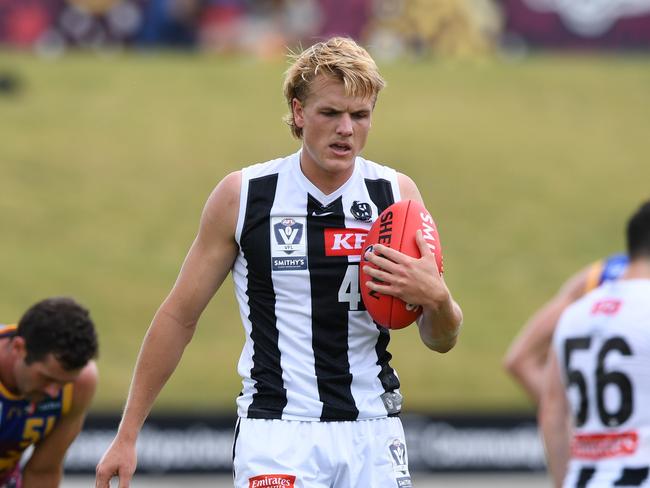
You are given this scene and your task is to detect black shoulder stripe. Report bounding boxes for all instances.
[364,178,395,215]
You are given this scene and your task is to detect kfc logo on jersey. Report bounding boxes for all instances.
[324,228,368,257]
[248,474,296,488]
[591,299,622,315]
[351,200,372,221]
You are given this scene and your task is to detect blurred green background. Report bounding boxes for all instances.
[1,52,648,414]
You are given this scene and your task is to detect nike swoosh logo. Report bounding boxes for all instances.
[311,211,334,217]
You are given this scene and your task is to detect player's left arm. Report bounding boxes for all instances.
[22,361,98,488]
[538,350,571,488]
[365,173,462,352]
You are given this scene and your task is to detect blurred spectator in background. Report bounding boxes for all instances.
[0,0,59,48]
[197,0,247,54]
[4,0,650,58]
[0,0,505,59]
[318,0,372,41]
[199,0,321,58]
[0,0,145,56]
[364,0,502,60]
[138,0,200,48]
[198,0,502,59]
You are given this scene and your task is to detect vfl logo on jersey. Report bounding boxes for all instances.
[591,299,622,315]
[389,438,409,473]
[351,200,372,221]
[271,217,307,271]
[324,228,368,257]
[248,474,296,488]
[273,218,303,254]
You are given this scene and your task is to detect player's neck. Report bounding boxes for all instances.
[298,151,355,196]
[622,258,650,281]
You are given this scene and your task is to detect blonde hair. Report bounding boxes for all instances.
[283,37,386,139]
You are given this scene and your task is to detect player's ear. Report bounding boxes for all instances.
[292,98,305,128]
[10,336,27,360]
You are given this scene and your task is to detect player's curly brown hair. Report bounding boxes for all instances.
[18,296,98,370]
[283,37,386,139]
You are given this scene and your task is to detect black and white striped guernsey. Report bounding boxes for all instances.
[233,151,403,422]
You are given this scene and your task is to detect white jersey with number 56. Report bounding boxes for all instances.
[553,279,650,487]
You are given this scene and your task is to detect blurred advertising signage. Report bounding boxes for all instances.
[503,0,650,48]
[64,413,545,473]
[402,413,545,472]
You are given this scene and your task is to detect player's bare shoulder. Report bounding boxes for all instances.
[69,361,98,414]
[201,171,242,239]
[206,171,242,212]
[397,172,423,202]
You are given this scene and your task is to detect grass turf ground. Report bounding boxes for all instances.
[1,51,648,413]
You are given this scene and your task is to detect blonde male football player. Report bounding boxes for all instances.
[95,37,462,488]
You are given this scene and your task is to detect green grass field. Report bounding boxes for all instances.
[1,51,648,414]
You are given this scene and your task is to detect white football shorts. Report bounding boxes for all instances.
[232,416,413,488]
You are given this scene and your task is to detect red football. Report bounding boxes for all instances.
[359,200,443,329]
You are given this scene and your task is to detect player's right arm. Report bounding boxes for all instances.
[95,171,241,488]
[538,349,571,488]
[503,264,592,404]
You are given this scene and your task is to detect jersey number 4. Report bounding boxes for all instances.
[338,264,364,311]
[564,336,633,428]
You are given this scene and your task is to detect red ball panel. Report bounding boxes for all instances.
[359,200,443,329]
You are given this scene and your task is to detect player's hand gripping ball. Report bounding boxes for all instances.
[360,200,443,329]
